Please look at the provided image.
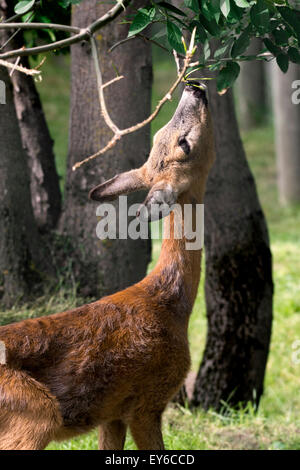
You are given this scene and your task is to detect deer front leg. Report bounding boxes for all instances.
[98,420,127,450]
[129,412,164,450]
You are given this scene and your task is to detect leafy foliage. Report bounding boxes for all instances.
[8,1,300,93]
[127,0,300,92]
[12,0,78,54]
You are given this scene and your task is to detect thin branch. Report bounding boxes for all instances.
[0,0,131,60]
[0,32,87,59]
[109,32,184,58]
[173,50,182,76]
[102,75,124,89]
[89,0,131,34]
[0,58,41,76]
[0,22,80,34]
[108,35,135,53]
[72,35,195,171]
[90,36,120,134]
[0,26,20,51]
[188,51,274,69]
[0,11,35,52]
[9,56,20,76]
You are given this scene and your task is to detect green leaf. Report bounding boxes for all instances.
[228,0,244,22]
[184,0,200,13]
[217,61,240,93]
[128,8,155,37]
[157,2,187,17]
[273,27,290,46]
[288,47,300,64]
[204,40,211,60]
[209,61,222,71]
[45,28,56,42]
[278,6,300,42]
[263,37,281,56]
[276,53,289,73]
[14,0,35,15]
[231,28,250,58]
[167,20,185,54]
[221,0,231,18]
[214,43,230,59]
[201,0,214,21]
[250,0,270,34]
[199,14,221,36]
[233,0,249,7]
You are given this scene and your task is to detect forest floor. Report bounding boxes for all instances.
[0,51,299,450]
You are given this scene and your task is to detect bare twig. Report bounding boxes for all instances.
[0,58,41,76]
[0,10,35,52]
[9,56,20,76]
[72,32,196,171]
[173,50,182,76]
[102,75,124,89]
[91,36,119,135]
[0,22,80,34]
[188,51,274,69]
[109,33,181,57]
[108,35,135,53]
[0,0,132,60]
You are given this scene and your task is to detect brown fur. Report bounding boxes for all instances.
[0,85,215,450]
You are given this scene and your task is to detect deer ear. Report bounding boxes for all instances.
[89,168,146,202]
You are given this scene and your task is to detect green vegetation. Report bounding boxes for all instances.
[1,50,299,450]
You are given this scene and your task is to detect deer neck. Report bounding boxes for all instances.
[142,189,205,321]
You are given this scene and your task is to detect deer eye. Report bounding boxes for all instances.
[178,137,190,155]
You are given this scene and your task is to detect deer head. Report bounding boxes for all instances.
[89,83,215,220]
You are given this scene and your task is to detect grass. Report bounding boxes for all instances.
[1,50,300,450]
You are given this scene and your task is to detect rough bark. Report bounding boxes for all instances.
[3,0,62,231]
[237,38,267,129]
[272,62,300,204]
[61,0,152,297]
[11,55,62,230]
[192,82,273,411]
[0,66,46,307]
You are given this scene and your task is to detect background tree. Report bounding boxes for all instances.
[192,80,273,410]
[60,0,152,296]
[237,38,267,129]
[0,36,49,307]
[8,1,69,230]
[11,46,62,230]
[272,61,300,204]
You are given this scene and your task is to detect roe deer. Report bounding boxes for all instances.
[0,83,215,450]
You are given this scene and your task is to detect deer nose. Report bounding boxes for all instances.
[185,81,208,105]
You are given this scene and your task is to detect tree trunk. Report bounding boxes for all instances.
[272,62,300,204]
[237,38,267,130]
[61,0,152,297]
[0,65,47,307]
[192,82,273,411]
[11,55,62,230]
[3,1,62,231]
